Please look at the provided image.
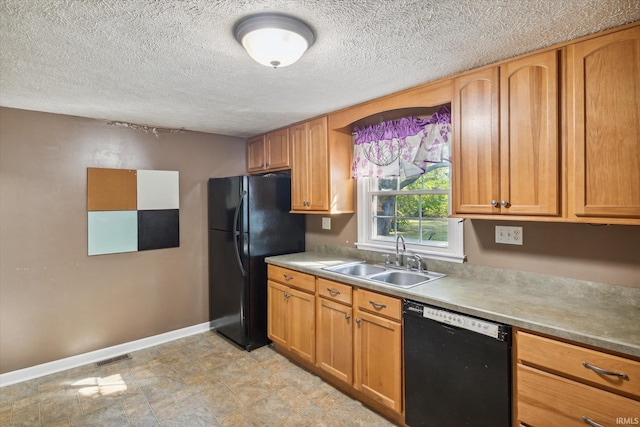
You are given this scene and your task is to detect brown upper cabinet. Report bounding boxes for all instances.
[452,23,640,224]
[290,116,354,213]
[500,51,560,216]
[247,128,291,174]
[251,22,638,224]
[247,135,266,173]
[452,67,501,215]
[453,50,560,217]
[567,25,640,225]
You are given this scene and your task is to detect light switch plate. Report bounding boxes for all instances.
[322,217,331,230]
[495,226,523,245]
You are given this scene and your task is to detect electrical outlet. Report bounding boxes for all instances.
[322,217,331,230]
[495,226,523,245]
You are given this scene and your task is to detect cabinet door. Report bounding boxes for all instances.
[266,128,290,170]
[500,50,560,216]
[290,123,308,210]
[317,298,353,384]
[306,116,329,211]
[453,67,500,214]
[267,280,288,347]
[288,287,316,363]
[354,309,402,412]
[247,135,266,173]
[568,26,640,220]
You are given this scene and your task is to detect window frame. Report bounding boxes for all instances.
[355,176,465,263]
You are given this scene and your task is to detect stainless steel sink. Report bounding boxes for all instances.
[323,261,445,288]
[324,262,387,276]
[368,270,446,288]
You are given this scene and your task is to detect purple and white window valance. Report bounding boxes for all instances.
[351,105,451,178]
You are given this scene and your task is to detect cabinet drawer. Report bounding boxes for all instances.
[356,289,401,321]
[317,278,352,305]
[517,364,640,426]
[267,265,315,293]
[517,331,640,398]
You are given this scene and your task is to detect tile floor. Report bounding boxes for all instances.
[0,331,397,426]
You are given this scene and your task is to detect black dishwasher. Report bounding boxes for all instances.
[404,299,511,426]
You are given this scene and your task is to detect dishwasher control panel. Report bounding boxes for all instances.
[404,300,509,341]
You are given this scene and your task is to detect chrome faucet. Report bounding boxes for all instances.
[411,254,423,272]
[395,234,406,267]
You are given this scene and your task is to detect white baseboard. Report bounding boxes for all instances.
[0,322,213,387]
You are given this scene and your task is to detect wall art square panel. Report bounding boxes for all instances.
[88,211,138,255]
[87,168,137,211]
[87,167,180,256]
[137,170,180,210]
[138,209,180,251]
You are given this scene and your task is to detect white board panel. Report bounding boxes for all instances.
[136,170,179,210]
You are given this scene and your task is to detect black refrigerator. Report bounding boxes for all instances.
[208,174,305,351]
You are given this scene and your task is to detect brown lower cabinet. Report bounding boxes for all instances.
[353,288,403,413]
[515,329,640,426]
[267,266,316,364]
[270,266,640,426]
[316,278,354,385]
[268,267,404,424]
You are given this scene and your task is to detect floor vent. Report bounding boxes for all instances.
[95,354,131,367]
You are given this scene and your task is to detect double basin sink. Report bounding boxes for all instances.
[323,261,445,289]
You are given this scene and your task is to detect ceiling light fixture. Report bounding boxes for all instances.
[234,13,315,68]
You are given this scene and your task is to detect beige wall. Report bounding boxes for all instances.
[2,106,639,374]
[0,107,246,373]
[306,214,640,288]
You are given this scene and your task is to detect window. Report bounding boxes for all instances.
[356,161,465,263]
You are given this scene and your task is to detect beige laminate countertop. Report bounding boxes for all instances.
[266,251,640,358]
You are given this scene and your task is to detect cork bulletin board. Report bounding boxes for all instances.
[87,167,179,256]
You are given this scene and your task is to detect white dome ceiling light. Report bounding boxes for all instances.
[234,13,315,68]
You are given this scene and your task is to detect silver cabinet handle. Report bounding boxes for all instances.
[582,362,629,379]
[355,318,361,324]
[501,200,510,207]
[491,199,499,207]
[345,314,350,320]
[582,416,605,427]
[327,288,341,296]
[283,274,293,281]
[284,293,290,299]
[369,300,387,309]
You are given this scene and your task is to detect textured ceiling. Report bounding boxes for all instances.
[1,1,639,138]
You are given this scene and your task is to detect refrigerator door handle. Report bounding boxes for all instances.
[233,190,248,277]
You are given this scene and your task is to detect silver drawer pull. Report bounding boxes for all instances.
[582,362,629,379]
[327,288,341,296]
[582,416,605,427]
[345,314,350,320]
[369,300,387,309]
[283,274,293,281]
[284,293,290,299]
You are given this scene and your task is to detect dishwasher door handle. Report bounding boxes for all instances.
[441,324,457,334]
